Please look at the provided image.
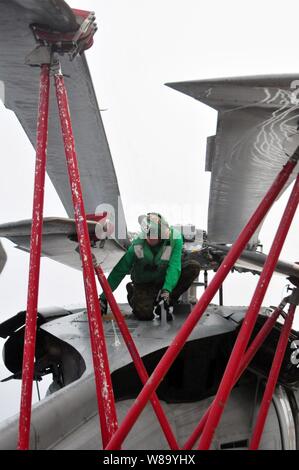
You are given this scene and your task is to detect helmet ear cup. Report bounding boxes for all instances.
[138,214,147,236]
[138,214,146,226]
[161,218,170,239]
[139,214,152,237]
[161,223,170,239]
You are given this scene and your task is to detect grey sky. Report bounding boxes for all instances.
[1,0,299,422]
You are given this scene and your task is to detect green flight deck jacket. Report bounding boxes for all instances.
[100,227,183,300]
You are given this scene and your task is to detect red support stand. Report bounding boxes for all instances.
[94,264,179,450]
[183,304,283,449]
[198,173,299,450]
[249,302,296,449]
[18,64,50,450]
[54,65,118,449]
[106,156,298,450]
[16,36,299,452]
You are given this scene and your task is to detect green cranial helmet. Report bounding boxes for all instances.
[138,212,169,239]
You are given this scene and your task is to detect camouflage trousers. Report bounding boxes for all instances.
[127,260,201,321]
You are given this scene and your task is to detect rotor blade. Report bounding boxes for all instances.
[166,75,299,248]
[0,0,128,245]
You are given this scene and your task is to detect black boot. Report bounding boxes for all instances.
[126,282,134,307]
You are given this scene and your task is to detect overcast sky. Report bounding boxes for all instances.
[1,0,299,422]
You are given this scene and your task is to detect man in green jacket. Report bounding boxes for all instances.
[99,212,200,320]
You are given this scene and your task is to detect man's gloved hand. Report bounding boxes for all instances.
[155,289,173,321]
[99,296,108,315]
[158,289,170,306]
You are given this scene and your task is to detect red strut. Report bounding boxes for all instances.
[106,157,298,450]
[249,302,296,449]
[94,264,179,450]
[54,67,118,448]
[18,64,50,450]
[198,172,299,449]
[183,304,283,449]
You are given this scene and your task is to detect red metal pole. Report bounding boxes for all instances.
[18,64,50,450]
[54,67,118,448]
[198,173,299,450]
[94,265,179,450]
[249,302,296,450]
[183,305,282,449]
[106,157,298,450]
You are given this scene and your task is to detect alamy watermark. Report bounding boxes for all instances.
[93,197,202,242]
